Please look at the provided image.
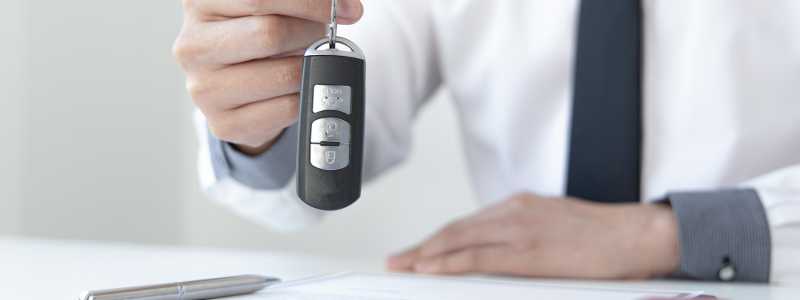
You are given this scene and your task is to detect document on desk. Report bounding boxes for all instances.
[221,271,706,300]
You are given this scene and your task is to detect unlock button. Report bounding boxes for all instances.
[311,118,350,143]
[309,117,350,170]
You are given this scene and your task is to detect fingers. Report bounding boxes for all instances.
[447,193,555,227]
[413,244,574,277]
[417,216,532,261]
[413,245,522,275]
[175,0,355,154]
[189,56,304,111]
[642,298,719,300]
[415,196,549,259]
[384,203,514,271]
[206,93,300,147]
[387,247,420,270]
[175,0,361,68]
[186,0,364,23]
[175,15,327,68]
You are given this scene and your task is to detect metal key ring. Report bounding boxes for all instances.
[329,0,338,49]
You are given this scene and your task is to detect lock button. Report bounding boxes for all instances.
[310,117,350,143]
[309,117,350,170]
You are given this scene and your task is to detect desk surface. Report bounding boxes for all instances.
[0,236,797,300]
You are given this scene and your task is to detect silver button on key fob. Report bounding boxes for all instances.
[296,0,365,210]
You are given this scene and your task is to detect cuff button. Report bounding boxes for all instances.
[718,263,736,281]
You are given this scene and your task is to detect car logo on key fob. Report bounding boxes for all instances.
[295,0,365,211]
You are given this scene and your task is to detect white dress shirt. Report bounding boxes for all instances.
[193,0,800,283]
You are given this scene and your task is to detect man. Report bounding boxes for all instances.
[173,0,800,283]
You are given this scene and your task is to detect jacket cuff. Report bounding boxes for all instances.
[207,123,298,189]
[667,188,771,282]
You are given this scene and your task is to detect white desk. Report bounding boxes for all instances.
[1,236,797,299]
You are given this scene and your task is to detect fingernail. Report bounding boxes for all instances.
[337,0,362,20]
[414,260,435,272]
[389,254,405,262]
[387,255,404,266]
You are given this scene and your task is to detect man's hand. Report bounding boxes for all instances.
[388,193,680,279]
[173,0,364,155]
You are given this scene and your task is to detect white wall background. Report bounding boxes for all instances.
[0,0,479,259]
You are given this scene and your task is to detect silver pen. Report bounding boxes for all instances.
[79,274,280,300]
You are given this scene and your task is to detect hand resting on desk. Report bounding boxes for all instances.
[388,192,680,279]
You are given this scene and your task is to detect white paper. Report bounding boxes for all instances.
[220,271,704,300]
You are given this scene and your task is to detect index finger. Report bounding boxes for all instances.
[387,247,421,270]
[186,0,364,23]
[417,217,521,260]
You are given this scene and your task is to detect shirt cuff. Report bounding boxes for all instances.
[207,123,298,190]
[667,188,771,282]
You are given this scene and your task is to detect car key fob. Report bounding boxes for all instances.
[295,35,365,210]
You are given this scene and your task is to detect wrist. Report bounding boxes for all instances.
[640,203,681,277]
[232,130,283,156]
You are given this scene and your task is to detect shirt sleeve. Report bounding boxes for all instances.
[209,123,298,190]
[741,165,800,284]
[192,0,442,232]
[194,109,323,233]
[666,164,800,284]
[667,188,771,282]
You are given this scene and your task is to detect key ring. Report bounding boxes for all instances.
[329,0,338,49]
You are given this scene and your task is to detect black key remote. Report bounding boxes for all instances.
[296,35,365,210]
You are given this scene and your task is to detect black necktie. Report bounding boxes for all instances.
[566,0,642,203]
